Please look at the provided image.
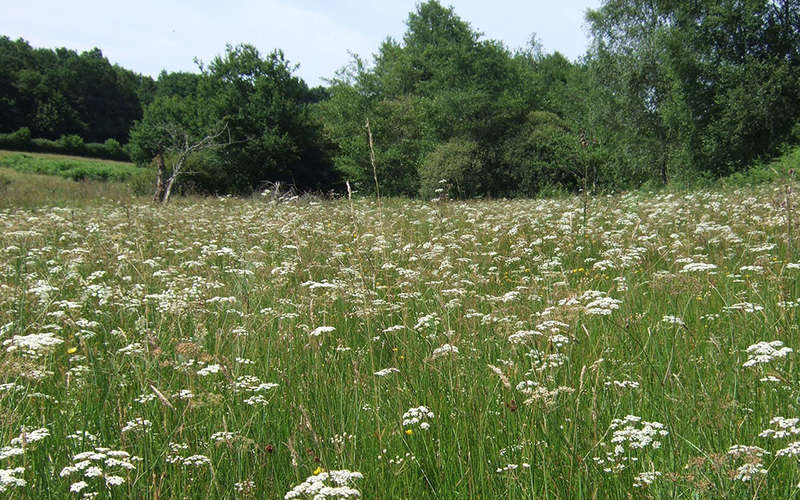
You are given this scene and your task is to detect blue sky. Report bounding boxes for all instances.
[2,0,602,86]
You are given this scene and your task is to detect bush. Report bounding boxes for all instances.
[0,127,33,150]
[103,138,124,157]
[0,127,130,161]
[419,139,485,199]
[31,137,63,154]
[58,134,85,154]
[128,168,156,196]
[84,142,107,158]
[498,111,578,197]
[721,145,800,187]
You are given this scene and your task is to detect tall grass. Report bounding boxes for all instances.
[0,181,798,498]
[0,167,136,209]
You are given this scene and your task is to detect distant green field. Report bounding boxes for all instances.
[0,150,144,182]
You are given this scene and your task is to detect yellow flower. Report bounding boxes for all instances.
[66,347,77,354]
[405,429,413,436]
[313,466,325,475]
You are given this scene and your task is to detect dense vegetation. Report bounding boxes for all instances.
[1,180,798,497]
[2,0,800,198]
[0,37,153,143]
[0,152,143,182]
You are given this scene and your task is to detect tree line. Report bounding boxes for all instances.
[2,0,800,199]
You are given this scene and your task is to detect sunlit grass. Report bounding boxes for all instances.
[0,182,798,498]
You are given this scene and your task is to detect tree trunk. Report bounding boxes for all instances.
[153,152,167,202]
[163,175,176,204]
[161,156,186,204]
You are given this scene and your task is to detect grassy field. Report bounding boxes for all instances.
[0,150,144,183]
[0,167,136,210]
[0,181,798,498]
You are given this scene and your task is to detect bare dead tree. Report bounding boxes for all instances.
[152,121,231,203]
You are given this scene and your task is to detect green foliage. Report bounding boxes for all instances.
[419,138,484,199]
[586,0,800,183]
[498,111,578,196]
[0,36,154,142]
[6,0,800,198]
[199,44,337,193]
[318,1,536,197]
[57,134,84,154]
[0,127,32,149]
[0,153,144,182]
[722,144,800,187]
[0,127,130,160]
[127,167,156,196]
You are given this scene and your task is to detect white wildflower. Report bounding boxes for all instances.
[743,341,792,367]
[284,469,363,499]
[431,343,459,359]
[309,326,335,338]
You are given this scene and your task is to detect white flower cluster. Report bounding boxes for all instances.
[402,406,434,430]
[431,343,459,359]
[733,462,767,482]
[507,330,543,344]
[661,315,685,326]
[727,445,769,459]
[232,375,279,393]
[373,367,399,377]
[284,469,363,499]
[0,426,55,493]
[723,302,764,313]
[508,320,570,344]
[633,470,661,487]
[120,418,152,433]
[3,332,63,356]
[181,455,211,466]
[742,341,793,367]
[210,431,237,443]
[60,447,139,496]
[309,326,335,338]
[496,462,531,473]
[680,262,717,273]
[759,417,800,439]
[10,427,50,445]
[197,363,222,376]
[414,313,439,331]
[593,416,668,474]
[610,415,668,450]
[559,290,622,316]
[584,296,623,316]
[0,467,26,494]
[776,441,800,457]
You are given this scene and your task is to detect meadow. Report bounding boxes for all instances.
[0,151,143,183]
[1,180,799,498]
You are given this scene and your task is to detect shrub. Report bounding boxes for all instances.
[0,127,130,161]
[0,127,33,150]
[128,168,156,196]
[419,138,485,199]
[103,138,124,158]
[31,137,62,154]
[58,134,85,154]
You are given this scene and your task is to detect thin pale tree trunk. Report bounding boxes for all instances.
[153,152,167,202]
